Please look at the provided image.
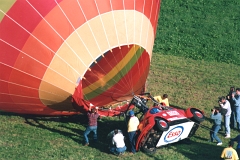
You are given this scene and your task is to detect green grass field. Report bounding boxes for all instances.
[0,0,240,159]
[0,54,239,160]
[155,0,240,65]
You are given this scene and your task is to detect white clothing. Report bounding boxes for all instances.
[220,100,232,116]
[112,133,125,148]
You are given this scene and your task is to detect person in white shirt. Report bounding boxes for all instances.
[219,96,232,138]
[109,129,127,156]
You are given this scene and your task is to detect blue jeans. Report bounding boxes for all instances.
[224,115,231,135]
[210,125,222,143]
[231,108,237,128]
[236,107,240,130]
[84,126,97,143]
[128,131,136,153]
[110,146,127,155]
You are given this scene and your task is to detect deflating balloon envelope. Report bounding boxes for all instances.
[0,0,161,115]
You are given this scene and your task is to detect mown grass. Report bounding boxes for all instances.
[1,0,240,159]
[0,54,239,160]
[155,0,240,65]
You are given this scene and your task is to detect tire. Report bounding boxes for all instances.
[155,118,169,131]
[190,108,205,123]
[141,143,156,154]
[141,131,158,154]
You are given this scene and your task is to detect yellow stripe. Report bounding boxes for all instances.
[83,45,140,94]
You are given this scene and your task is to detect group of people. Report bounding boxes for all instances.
[82,88,240,158]
[209,87,240,159]
[210,87,240,144]
[83,104,140,156]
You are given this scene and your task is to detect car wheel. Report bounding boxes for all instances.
[141,144,156,154]
[190,108,205,123]
[155,118,169,131]
[141,132,158,154]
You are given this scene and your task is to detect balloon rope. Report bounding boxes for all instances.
[26,0,88,70]
[77,1,102,55]
[122,0,129,46]
[118,48,133,92]
[110,0,120,46]
[94,0,112,51]
[0,39,77,86]
[139,0,146,48]
[24,1,87,75]
[0,10,86,101]
[56,0,123,90]
[145,0,154,48]
[55,0,95,62]
[133,0,136,44]
[30,0,118,90]
[57,0,134,96]
[154,1,161,35]
[0,79,66,101]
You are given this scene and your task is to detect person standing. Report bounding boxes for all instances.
[210,107,222,146]
[221,141,239,160]
[231,133,240,157]
[219,96,232,138]
[127,110,139,154]
[232,88,240,131]
[227,87,237,129]
[110,129,127,156]
[83,106,99,146]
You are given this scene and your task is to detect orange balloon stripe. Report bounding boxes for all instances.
[59,0,86,28]
[0,0,161,115]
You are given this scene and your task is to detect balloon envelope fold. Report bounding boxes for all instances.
[0,0,161,115]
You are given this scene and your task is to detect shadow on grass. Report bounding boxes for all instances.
[23,114,87,144]
[0,111,130,154]
[163,138,225,160]
[0,111,229,159]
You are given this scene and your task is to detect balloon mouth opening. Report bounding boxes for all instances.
[81,44,149,106]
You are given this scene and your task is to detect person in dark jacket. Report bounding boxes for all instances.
[227,86,237,129]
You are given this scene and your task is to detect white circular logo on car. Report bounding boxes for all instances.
[164,126,184,142]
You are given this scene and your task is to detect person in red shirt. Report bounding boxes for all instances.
[83,106,99,146]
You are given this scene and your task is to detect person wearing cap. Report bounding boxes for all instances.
[209,107,223,146]
[221,141,239,160]
[109,129,127,156]
[127,110,139,154]
[83,106,99,146]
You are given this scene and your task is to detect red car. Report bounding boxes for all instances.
[125,93,205,154]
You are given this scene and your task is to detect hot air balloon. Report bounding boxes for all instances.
[0,0,161,116]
